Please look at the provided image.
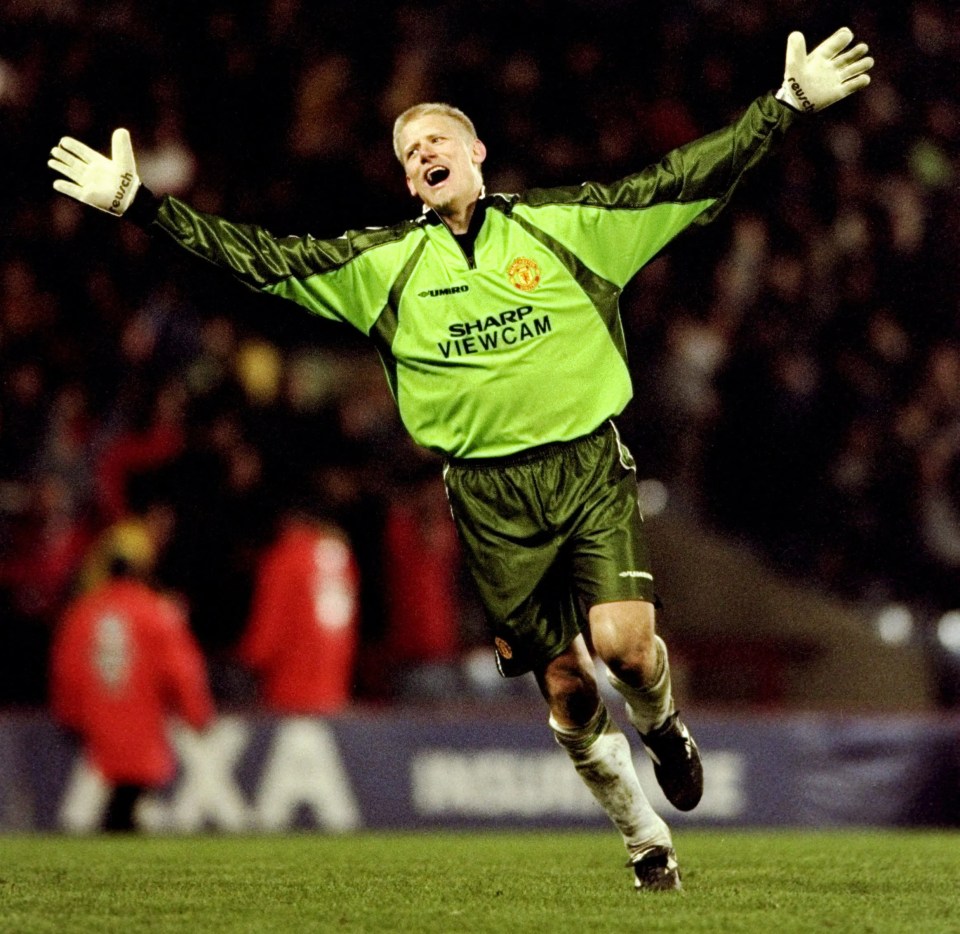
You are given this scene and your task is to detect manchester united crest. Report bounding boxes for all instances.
[494,637,514,659]
[508,256,541,292]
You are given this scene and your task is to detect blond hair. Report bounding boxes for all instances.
[392,102,478,162]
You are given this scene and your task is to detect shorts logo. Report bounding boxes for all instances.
[495,637,514,659]
[507,257,541,292]
[619,570,654,580]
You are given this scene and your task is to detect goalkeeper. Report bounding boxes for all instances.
[49,28,872,890]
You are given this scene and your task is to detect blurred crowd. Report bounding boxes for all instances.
[1,0,958,706]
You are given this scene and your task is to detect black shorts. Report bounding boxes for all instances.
[443,421,655,677]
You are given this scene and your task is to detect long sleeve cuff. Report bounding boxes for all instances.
[124,184,163,228]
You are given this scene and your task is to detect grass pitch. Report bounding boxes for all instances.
[0,829,957,933]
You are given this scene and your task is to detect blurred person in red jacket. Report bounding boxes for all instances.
[49,552,214,831]
[237,493,360,714]
[383,470,462,699]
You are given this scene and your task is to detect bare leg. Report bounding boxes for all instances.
[536,636,671,856]
[590,600,703,812]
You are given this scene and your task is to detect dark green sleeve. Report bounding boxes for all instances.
[635,91,798,223]
[146,196,379,289]
[512,93,798,285]
[525,93,797,216]
[127,193,421,331]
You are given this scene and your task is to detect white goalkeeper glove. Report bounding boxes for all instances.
[776,27,874,113]
[48,128,141,216]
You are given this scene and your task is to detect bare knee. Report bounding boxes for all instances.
[589,600,658,684]
[535,636,600,728]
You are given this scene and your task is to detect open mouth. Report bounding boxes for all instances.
[425,166,450,187]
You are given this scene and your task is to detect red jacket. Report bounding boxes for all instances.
[383,483,460,663]
[50,578,214,785]
[237,520,359,713]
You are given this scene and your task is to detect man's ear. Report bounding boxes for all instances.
[472,138,487,167]
[405,175,417,197]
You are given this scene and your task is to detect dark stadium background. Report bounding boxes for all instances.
[1,0,959,710]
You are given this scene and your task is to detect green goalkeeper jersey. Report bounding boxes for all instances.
[146,93,796,458]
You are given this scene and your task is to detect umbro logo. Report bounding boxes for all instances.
[418,285,470,298]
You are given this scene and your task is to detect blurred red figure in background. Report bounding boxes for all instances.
[49,554,214,831]
[383,474,462,698]
[237,509,360,714]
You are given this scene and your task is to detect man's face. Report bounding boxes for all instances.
[399,114,486,217]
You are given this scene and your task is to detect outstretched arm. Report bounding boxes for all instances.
[47,129,409,334]
[516,27,875,287]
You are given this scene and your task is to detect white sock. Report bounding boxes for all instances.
[550,702,671,855]
[606,635,675,735]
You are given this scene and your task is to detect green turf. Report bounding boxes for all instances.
[0,830,957,933]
